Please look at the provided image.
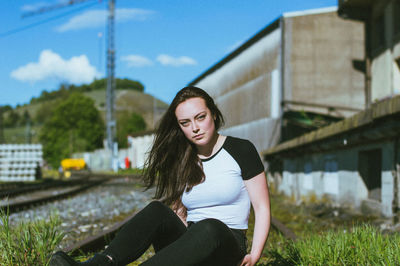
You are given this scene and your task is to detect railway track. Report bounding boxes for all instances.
[0,174,128,214]
[0,179,88,199]
[0,173,142,215]
[0,179,108,214]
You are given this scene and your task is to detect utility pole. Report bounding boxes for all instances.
[22,0,118,171]
[105,0,118,171]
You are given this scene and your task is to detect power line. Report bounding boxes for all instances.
[0,1,100,39]
[22,0,96,18]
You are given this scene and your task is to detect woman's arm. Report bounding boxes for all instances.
[241,172,271,266]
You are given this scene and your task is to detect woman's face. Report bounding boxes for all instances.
[175,97,217,148]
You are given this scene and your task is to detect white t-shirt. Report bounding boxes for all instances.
[181,136,264,229]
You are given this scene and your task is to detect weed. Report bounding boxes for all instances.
[0,209,65,266]
[267,224,400,265]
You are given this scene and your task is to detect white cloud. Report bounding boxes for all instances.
[156,54,197,67]
[121,55,153,67]
[11,50,100,84]
[56,8,155,32]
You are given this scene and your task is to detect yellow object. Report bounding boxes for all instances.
[61,158,86,171]
[64,171,71,178]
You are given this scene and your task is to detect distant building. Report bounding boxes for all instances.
[73,131,155,171]
[127,131,154,169]
[263,0,400,218]
[189,7,365,153]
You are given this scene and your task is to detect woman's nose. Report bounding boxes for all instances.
[192,122,199,133]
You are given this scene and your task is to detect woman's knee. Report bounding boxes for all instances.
[145,201,183,227]
[146,200,169,212]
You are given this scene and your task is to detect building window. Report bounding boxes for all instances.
[358,149,382,201]
[394,0,400,36]
[371,14,385,51]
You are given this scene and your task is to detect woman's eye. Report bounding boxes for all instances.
[180,121,189,127]
[198,115,206,120]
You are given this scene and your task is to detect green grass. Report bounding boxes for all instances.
[245,186,398,265]
[0,209,65,266]
[263,224,400,265]
[117,168,144,175]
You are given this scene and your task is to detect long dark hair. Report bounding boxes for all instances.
[143,86,224,207]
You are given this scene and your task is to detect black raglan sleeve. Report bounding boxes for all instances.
[224,137,265,180]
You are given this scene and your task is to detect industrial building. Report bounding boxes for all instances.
[189,7,365,152]
[264,0,400,217]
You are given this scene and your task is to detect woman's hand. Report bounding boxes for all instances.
[239,254,257,266]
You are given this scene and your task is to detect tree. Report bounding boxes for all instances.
[117,112,147,148]
[89,78,145,92]
[0,106,7,143]
[29,78,144,104]
[34,99,63,125]
[3,110,20,128]
[116,78,144,91]
[39,93,105,168]
[20,110,31,125]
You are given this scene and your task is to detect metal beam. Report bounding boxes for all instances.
[105,0,117,171]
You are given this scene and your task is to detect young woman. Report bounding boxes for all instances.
[50,86,271,266]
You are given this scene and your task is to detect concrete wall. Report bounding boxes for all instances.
[277,140,398,217]
[74,134,154,171]
[127,134,154,169]
[74,149,113,172]
[370,0,400,101]
[194,28,281,152]
[283,10,365,117]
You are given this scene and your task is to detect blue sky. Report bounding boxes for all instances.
[0,0,337,107]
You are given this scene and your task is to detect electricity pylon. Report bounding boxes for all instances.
[22,0,118,171]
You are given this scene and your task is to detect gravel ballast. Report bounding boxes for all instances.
[9,177,155,249]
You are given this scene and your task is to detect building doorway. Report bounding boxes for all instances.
[358,149,382,201]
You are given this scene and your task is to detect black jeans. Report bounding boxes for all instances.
[104,201,247,266]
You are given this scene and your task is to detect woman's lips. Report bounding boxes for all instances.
[193,134,204,140]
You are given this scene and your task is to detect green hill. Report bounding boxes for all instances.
[1,89,168,144]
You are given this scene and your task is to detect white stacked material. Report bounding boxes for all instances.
[0,144,43,182]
